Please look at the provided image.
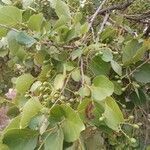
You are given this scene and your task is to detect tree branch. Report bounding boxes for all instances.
[98,0,134,15]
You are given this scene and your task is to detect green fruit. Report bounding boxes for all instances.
[128,115,134,120]
[117,80,122,83]
[43,94,49,99]
[130,138,136,143]
[60,95,65,100]
[99,116,105,121]
[121,87,126,91]
[54,93,59,98]
[39,86,45,91]
[133,124,139,129]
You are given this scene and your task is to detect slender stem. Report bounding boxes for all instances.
[121,58,149,79]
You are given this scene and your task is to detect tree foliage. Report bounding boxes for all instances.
[0,0,149,149]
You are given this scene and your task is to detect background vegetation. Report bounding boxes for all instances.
[0,0,149,149]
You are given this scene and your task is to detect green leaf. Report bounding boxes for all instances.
[28,13,44,32]
[130,90,147,106]
[44,127,64,150]
[133,63,150,83]
[91,75,114,101]
[50,105,85,142]
[20,97,43,128]
[54,74,65,90]
[101,48,113,62]
[3,129,38,150]
[0,144,9,150]
[3,116,21,134]
[122,39,142,66]
[50,0,71,20]
[71,68,81,82]
[103,97,124,131]
[78,86,91,98]
[90,55,110,76]
[7,31,20,55]
[111,60,122,76]
[112,81,122,95]
[0,6,22,26]
[100,27,116,43]
[16,73,35,94]
[80,22,89,35]
[16,32,37,48]
[71,48,82,60]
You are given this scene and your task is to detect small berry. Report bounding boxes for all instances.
[130,138,136,144]
[74,92,78,95]
[60,95,65,100]
[121,87,126,91]
[113,51,119,54]
[99,116,105,121]
[54,93,59,98]
[122,104,126,108]
[115,75,119,79]
[69,98,74,102]
[43,94,48,99]
[117,80,122,83]
[133,124,139,129]
[128,115,134,120]
[39,86,45,91]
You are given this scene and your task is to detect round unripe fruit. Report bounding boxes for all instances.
[60,95,65,100]
[117,80,122,83]
[69,98,74,102]
[113,51,119,54]
[115,75,119,79]
[99,116,105,121]
[133,124,139,129]
[128,115,134,120]
[39,86,45,91]
[25,94,30,98]
[122,104,126,108]
[130,138,136,144]
[54,93,59,98]
[43,82,49,86]
[121,87,126,92]
[74,92,78,95]
[43,94,49,99]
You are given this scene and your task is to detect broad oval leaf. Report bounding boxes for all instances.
[3,129,38,150]
[28,13,44,32]
[0,6,22,26]
[15,73,35,94]
[103,97,124,131]
[20,97,43,128]
[50,104,85,142]
[16,32,37,48]
[91,75,114,101]
[44,127,64,150]
[111,60,122,76]
[54,74,65,90]
[133,63,150,83]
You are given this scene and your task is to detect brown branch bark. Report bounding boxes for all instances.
[98,0,134,15]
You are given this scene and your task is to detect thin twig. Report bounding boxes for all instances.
[121,58,150,79]
[0,24,19,32]
[97,13,110,37]
[97,0,134,15]
[89,0,107,28]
